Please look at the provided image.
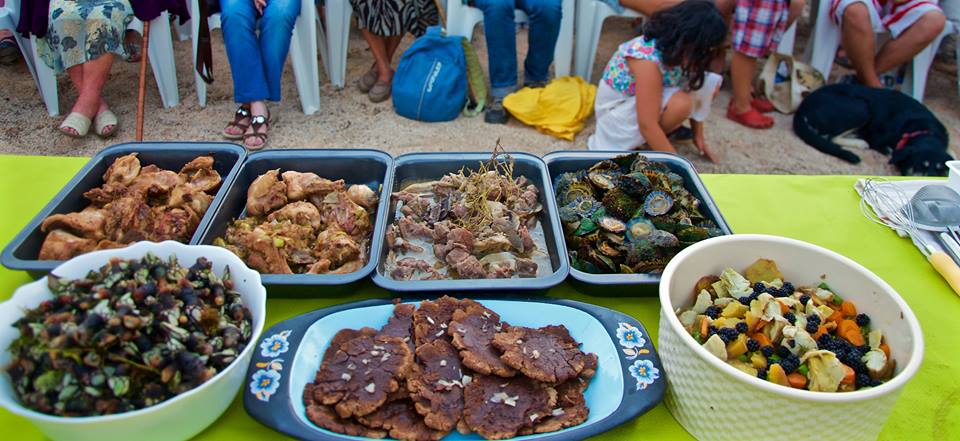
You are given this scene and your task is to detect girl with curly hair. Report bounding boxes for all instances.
[588,0,726,162]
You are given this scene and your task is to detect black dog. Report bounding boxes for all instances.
[793,84,951,176]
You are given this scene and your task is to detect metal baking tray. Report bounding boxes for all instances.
[371,152,570,292]
[1,142,246,278]
[197,149,393,294]
[542,150,733,293]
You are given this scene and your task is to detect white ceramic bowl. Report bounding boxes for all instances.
[658,234,923,441]
[0,241,267,441]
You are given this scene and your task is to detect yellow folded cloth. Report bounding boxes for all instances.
[503,76,597,141]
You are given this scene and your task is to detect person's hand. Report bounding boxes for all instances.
[694,135,719,163]
[253,0,266,14]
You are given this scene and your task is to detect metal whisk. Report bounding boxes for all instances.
[860,178,960,296]
[859,178,931,256]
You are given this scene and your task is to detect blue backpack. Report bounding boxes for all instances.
[392,26,467,122]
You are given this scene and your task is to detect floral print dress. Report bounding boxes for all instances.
[600,35,684,96]
[38,0,133,74]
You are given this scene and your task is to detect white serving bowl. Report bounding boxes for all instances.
[658,234,923,441]
[0,241,267,441]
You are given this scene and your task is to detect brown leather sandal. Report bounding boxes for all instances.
[222,105,251,139]
[243,114,269,150]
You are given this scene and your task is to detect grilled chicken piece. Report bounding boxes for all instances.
[129,169,180,197]
[40,207,107,239]
[242,227,293,274]
[266,201,323,231]
[317,191,371,238]
[168,185,214,216]
[246,169,288,216]
[179,156,221,192]
[282,171,344,201]
[103,195,153,243]
[148,206,200,242]
[312,228,362,271]
[38,230,97,260]
[346,184,378,210]
[103,153,141,185]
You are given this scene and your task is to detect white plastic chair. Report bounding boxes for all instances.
[573,0,642,82]
[5,0,179,115]
[189,0,320,115]
[446,0,575,77]
[0,2,43,101]
[322,0,351,89]
[808,0,954,101]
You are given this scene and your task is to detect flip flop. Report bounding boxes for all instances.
[94,110,118,138]
[726,102,774,129]
[750,96,776,113]
[59,112,91,137]
[222,105,251,139]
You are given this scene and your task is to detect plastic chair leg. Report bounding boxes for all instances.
[809,0,842,79]
[290,0,320,115]
[316,15,331,81]
[904,23,951,102]
[29,36,60,116]
[583,1,616,83]
[573,0,595,78]
[325,0,351,88]
[445,3,483,41]
[553,0,574,77]
[147,13,180,108]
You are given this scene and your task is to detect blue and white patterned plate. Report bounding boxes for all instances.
[243,297,665,440]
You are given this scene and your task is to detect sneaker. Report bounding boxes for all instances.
[484,99,509,124]
[523,79,548,89]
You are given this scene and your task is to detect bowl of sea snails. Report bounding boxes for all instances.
[657,234,923,441]
[0,241,266,441]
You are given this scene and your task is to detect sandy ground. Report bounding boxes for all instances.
[0,15,958,175]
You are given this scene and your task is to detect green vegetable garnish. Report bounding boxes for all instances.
[737,354,749,362]
[798,364,809,376]
[692,330,702,343]
[832,295,844,305]
[818,282,832,290]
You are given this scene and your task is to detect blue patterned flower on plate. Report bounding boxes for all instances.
[616,322,646,349]
[250,368,282,402]
[260,330,292,357]
[628,359,660,391]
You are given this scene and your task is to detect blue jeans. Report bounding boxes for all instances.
[472,0,562,98]
[220,0,300,103]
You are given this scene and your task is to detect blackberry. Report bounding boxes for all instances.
[805,320,820,333]
[807,314,821,325]
[757,368,768,379]
[799,294,811,305]
[747,338,760,352]
[767,286,782,297]
[718,328,739,343]
[855,313,871,327]
[761,345,775,357]
[739,296,752,305]
[780,356,799,374]
[707,325,718,337]
[855,373,873,388]
[735,322,749,334]
[782,282,795,294]
[783,312,796,325]
[776,346,792,358]
[753,282,766,294]
[704,306,721,319]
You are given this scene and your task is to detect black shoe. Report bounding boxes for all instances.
[484,100,509,124]
[523,79,548,89]
[668,126,694,142]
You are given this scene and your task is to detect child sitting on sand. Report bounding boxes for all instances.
[588,0,726,162]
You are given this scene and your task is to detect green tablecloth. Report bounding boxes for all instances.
[0,155,958,440]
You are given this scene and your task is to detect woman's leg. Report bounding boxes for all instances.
[385,35,403,63]
[361,29,393,82]
[259,0,301,101]
[220,0,270,104]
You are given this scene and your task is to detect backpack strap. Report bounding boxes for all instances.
[461,37,487,117]
[196,0,215,84]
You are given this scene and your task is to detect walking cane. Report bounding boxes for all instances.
[135,21,151,142]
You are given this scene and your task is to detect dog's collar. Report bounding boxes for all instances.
[895,130,930,150]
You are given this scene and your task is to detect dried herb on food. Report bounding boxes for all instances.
[5,254,253,416]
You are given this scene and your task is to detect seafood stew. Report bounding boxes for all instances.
[544,151,731,284]
[200,150,392,285]
[374,152,568,290]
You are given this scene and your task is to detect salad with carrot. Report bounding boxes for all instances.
[675,259,895,392]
